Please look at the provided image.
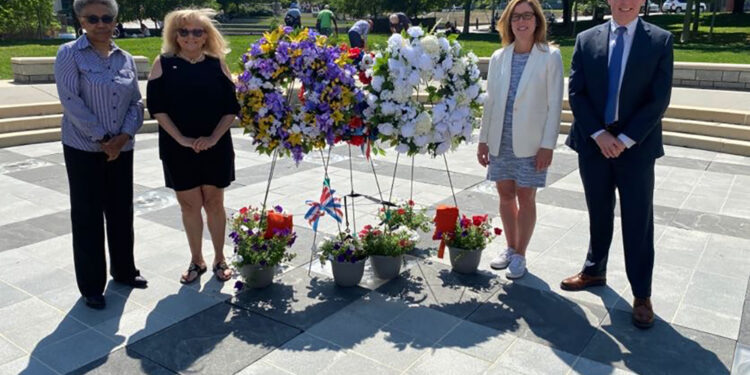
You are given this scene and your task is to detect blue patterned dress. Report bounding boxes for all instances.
[487,52,547,188]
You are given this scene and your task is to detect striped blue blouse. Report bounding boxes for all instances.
[54,36,143,152]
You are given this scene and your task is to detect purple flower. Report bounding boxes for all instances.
[234,280,244,291]
[337,254,346,262]
[461,231,468,237]
[274,205,283,213]
[260,260,267,266]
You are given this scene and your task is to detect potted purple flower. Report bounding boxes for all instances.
[230,205,297,289]
[319,232,367,287]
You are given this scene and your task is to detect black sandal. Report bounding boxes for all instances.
[180,262,207,284]
[213,261,231,282]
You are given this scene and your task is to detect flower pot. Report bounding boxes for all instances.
[239,264,276,289]
[330,258,366,287]
[448,246,483,274]
[370,255,403,280]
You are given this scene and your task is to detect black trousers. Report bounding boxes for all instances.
[64,145,138,297]
[578,152,655,299]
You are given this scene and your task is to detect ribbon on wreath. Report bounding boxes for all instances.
[304,178,343,232]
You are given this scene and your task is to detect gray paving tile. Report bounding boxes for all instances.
[68,347,176,375]
[0,150,28,165]
[733,343,750,375]
[129,303,300,375]
[406,346,492,375]
[740,299,750,346]
[656,155,712,170]
[37,284,143,328]
[536,187,590,212]
[0,336,24,368]
[319,351,399,375]
[0,280,30,309]
[467,280,608,356]
[708,161,750,177]
[487,338,578,375]
[7,164,69,194]
[36,152,65,165]
[374,258,504,319]
[385,305,462,344]
[671,210,750,240]
[580,309,733,375]
[230,267,369,330]
[236,361,294,375]
[0,298,88,352]
[32,328,119,374]
[262,333,346,374]
[571,357,636,374]
[437,320,516,362]
[673,303,741,340]
[234,159,319,187]
[0,356,56,375]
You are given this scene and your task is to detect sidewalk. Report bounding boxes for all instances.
[0,126,750,373]
[2,79,748,113]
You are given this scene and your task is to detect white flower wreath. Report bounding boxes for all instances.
[364,26,486,156]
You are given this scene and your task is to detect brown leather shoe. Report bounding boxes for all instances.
[632,298,655,329]
[560,272,606,291]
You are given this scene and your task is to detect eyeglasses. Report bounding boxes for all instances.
[84,15,114,24]
[510,12,535,22]
[177,28,205,37]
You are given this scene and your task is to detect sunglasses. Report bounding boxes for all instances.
[510,12,535,22]
[177,28,205,37]
[84,15,114,24]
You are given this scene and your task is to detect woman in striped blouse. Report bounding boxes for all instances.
[54,0,148,310]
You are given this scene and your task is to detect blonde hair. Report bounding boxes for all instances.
[497,0,548,47]
[161,8,230,60]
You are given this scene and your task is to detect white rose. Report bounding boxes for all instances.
[419,54,433,71]
[415,112,432,134]
[381,90,393,101]
[413,134,430,147]
[466,85,480,100]
[388,34,404,49]
[407,26,424,38]
[421,35,440,56]
[378,122,394,135]
[449,121,463,136]
[407,71,421,86]
[450,59,466,76]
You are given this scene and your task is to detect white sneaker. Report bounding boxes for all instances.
[506,254,526,279]
[490,247,515,270]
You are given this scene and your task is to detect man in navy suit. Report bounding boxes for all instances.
[560,0,673,329]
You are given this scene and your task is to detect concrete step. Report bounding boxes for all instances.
[559,122,750,156]
[0,102,62,119]
[0,114,61,133]
[0,120,159,148]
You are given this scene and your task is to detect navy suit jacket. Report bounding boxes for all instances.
[565,19,674,161]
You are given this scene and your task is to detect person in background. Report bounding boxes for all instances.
[316,5,337,36]
[348,19,373,48]
[389,12,410,34]
[54,0,148,310]
[477,0,563,280]
[445,21,458,35]
[284,2,302,29]
[147,8,239,285]
[140,22,150,37]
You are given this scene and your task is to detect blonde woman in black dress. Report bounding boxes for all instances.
[147,8,239,284]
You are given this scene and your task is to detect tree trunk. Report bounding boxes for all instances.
[462,0,472,33]
[572,0,578,36]
[563,0,571,25]
[681,0,694,42]
[733,0,746,13]
[692,1,700,32]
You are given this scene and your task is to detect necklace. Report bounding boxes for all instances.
[178,52,205,64]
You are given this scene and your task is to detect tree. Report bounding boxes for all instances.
[562,0,571,26]
[462,0,472,33]
[732,0,745,13]
[382,0,447,20]
[118,0,219,24]
[0,0,56,39]
[680,0,694,42]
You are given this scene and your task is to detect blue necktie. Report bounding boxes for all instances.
[605,26,626,125]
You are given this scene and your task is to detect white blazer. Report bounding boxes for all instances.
[479,43,564,158]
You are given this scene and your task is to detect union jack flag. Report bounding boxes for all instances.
[304,178,343,232]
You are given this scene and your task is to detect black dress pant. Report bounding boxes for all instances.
[63,145,138,297]
[578,152,655,299]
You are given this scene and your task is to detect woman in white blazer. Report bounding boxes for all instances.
[477,0,563,279]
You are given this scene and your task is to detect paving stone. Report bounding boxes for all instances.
[68,347,176,375]
[0,336,24,368]
[406,346,492,375]
[0,150,29,165]
[262,333,346,374]
[467,282,608,355]
[0,356,57,375]
[129,303,301,375]
[319,351,399,375]
[733,343,750,375]
[671,209,750,240]
[487,338,578,375]
[236,361,294,375]
[0,280,30,309]
[32,328,119,374]
[0,298,88,352]
[580,309,734,375]
[437,320,516,362]
[571,357,636,374]
[230,267,369,330]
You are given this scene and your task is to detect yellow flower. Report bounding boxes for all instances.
[315,35,327,46]
[288,133,303,146]
[290,28,310,43]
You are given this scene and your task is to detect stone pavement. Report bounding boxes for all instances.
[1,129,750,374]
[1,79,750,112]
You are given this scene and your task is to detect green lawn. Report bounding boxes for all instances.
[0,13,747,80]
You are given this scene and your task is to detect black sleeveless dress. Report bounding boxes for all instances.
[146,55,239,191]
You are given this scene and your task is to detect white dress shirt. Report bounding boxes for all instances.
[592,17,639,148]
